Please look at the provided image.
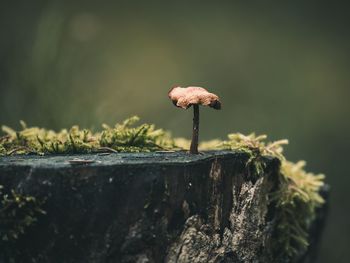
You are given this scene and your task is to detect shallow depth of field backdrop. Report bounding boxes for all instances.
[0,1,349,262]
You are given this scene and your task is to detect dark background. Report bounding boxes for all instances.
[1,1,349,262]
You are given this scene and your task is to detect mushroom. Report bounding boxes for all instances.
[168,86,221,154]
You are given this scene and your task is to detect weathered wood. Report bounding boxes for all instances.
[0,151,327,263]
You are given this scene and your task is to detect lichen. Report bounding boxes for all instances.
[0,117,326,260]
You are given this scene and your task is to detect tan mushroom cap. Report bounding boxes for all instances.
[168,86,221,110]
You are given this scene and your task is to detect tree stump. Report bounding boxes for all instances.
[0,151,328,263]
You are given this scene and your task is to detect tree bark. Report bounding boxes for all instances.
[0,151,328,263]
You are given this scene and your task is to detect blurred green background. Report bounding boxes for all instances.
[1,1,349,261]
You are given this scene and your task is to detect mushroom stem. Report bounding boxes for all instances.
[190,104,199,154]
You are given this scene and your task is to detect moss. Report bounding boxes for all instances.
[99,116,175,152]
[272,161,325,259]
[0,144,6,156]
[218,133,288,177]
[0,117,326,260]
[0,116,176,155]
[0,185,46,242]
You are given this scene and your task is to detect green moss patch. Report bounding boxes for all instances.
[0,116,175,155]
[0,185,46,242]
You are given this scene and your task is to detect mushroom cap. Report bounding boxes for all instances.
[168,86,221,110]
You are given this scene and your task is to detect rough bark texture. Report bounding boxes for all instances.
[0,151,327,263]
